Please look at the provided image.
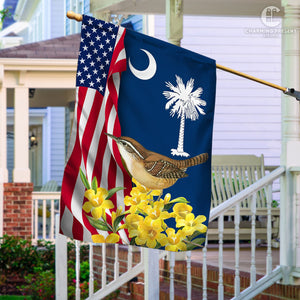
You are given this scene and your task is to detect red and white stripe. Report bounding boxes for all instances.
[60,26,131,243]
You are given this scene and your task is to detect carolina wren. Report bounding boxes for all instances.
[106,133,208,190]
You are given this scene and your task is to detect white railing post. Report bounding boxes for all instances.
[202,239,208,300]
[234,204,240,297]
[169,251,175,300]
[250,193,257,286]
[218,215,224,300]
[55,214,68,300]
[144,248,160,300]
[266,184,273,275]
[75,240,81,300]
[186,251,192,300]
[89,243,94,297]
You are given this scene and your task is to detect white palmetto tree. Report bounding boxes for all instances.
[163,75,206,157]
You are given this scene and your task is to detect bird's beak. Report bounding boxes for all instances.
[105,132,119,142]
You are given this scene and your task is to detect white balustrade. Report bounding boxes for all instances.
[75,240,81,300]
[32,191,60,243]
[56,167,286,300]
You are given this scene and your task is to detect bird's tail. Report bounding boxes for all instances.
[176,153,209,169]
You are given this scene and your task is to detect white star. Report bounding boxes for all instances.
[83,66,88,72]
[98,23,103,28]
[90,61,95,67]
[112,34,116,39]
[100,64,104,70]
[96,57,101,62]
[108,27,113,32]
[95,35,101,41]
[93,69,98,74]
[82,24,86,29]
[83,45,88,51]
[81,38,84,42]
[108,46,113,52]
[99,86,104,91]
[105,38,110,44]
[103,51,107,57]
[80,78,85,84]
[89,81,94,87]
[80,58,85,64]
[93,49,98,54]
[99,44,104,49]
[86,32,91,38]
[87,74,92,79]
[88,19,93,25]
[96,77,101,82]
[86,53,92,59]
[102,73,107,78]
[89,40,95,46]
[105,59,110,65]
[102,31,107,36]
[92,27,97,33]
[77,71,82,76]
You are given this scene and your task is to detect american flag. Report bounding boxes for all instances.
[60,15,131,242]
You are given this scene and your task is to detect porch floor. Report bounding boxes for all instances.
[191,242,280,275]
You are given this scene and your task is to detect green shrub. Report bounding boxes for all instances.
[18,269,55,300]
[0,235,39,275]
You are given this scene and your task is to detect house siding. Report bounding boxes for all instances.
[49,107,65,185]
[154,15,281,166]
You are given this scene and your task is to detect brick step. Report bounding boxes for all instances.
[130,280,232,300]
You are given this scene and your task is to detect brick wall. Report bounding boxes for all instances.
[3,182,33,239]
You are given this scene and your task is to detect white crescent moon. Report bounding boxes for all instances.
[128,49,157,80]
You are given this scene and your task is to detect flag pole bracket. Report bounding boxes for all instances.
[284,88,300,101]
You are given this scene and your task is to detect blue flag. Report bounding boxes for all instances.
[61,14,216,251]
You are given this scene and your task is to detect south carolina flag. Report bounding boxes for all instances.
[60,15,216,251]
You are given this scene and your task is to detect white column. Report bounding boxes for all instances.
[280,0,300,284]
[0,86,8,182]
[166,0,183,46]
[13,87,30,182]
[0,86,8,237]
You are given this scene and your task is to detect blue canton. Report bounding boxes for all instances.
[76,15,119,96]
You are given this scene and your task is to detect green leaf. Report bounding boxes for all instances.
[113,214,126,232]
[87,216,111,231]
[91,176,98,194]
[170,197,189,204]
[186,243,198,251]
[80,169,90,190]
[130,237,137,245]
[106,187,126,200]
[190,237,206,246]
[163,203,174,212]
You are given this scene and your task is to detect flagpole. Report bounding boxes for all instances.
[66,10,300,101]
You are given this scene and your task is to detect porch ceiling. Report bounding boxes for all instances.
[6,88,76,108]
[91,0,283,16]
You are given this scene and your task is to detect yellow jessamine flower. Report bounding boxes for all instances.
[125,214,144,238]
[144,201,171,221]
[176,213,207,236]
[124,194,148,214]
[165,228,187,252]
[82,188,114,219]
[91,233,120,244]
[172,203,193,221]
[135,217,168,248]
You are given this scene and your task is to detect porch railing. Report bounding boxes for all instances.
[56,166,285,300]
[32,191,60,244]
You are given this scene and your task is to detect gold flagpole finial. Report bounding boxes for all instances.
[66,11,83,22]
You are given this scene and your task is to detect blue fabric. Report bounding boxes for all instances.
[118,29,216,231]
